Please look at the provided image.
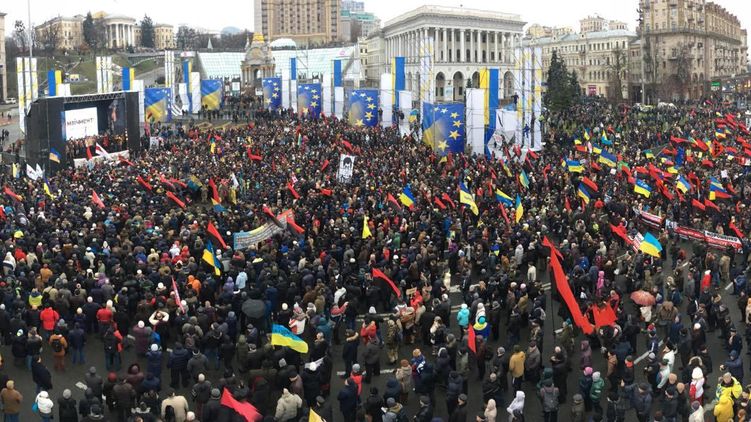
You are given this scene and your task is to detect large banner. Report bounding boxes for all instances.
[190,72,201,114]
[262,77,282,110]
[337,154,356,183]
[63,107,98,140]
[422,102,465,156]
[144,88,172,123]
[233,210,293,250]
[297,83,322,119]
[348,89,379,127]
[466,88,485,156]
[73,150,130,168]
[200,79,223,111]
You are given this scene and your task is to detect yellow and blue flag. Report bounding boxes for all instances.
[43,178,55,200]
[212,198,227,213]
[676,175,690,193]
[639,232,663,258]
[598,150,617,168]
[634,179,652,198]
[584,129,590,141]
[271,324,309,354]
[600,133,613,146]
[422,102,465,155]
[202,241,222,276]
[348,89,379,127]
[514,194,523,223]
[200,80,223,111]
[399,185,416,209]
[592,146,602,155]
[495,189,513,207]
[262,77,282,110]
[297,83,322,118]
[577,183,591,204]
[144,88,171,123]
[459,182,479,215]
[566,160,584,173]
[519,170,530,189]
[709,177,730,199]
[49,148,62,163]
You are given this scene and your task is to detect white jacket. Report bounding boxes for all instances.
[35,391,54,415]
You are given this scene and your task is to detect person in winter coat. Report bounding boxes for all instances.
[509,346,526,392]
[190,374,211,417]
[570,394,584,422]
[32,356,53,392]
[112,377,136,421]
[364,387,383,422]
[146,344,163,376]
[132,321,153,357]
[337,378,358,422]
[539,379,559,422]
[484,399,497,422]
[395,360,412,403]
[713,395,734,422]
[161,389,190,422]
[724,350,744,384]
[57,389,78,422]
[35,391,55,422]
[506,391,524,420]
[0,380,23,422]
[590,371,605,415]
[446,371,464,415]
[456,304,470,334]
[579,340,592,370]
[579,367,593,412]
[302,363,322,407]
[201,389,222,422]
[363,337,381,384]
[449,394,468,422]
[275,388,302,422]
[689,367,705,404]
[383,378,401,404]
[688,401,704,422]
[627,382,653,422]
[414,395,433,422]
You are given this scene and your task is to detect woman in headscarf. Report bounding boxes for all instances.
[484,399,497,422]
[506,391,525,420]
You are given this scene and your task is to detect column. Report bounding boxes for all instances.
[451,29,456,62]
[476,30,481,63]
[460,29,465,62]
[443,28,447,62]
[494,32,499,63]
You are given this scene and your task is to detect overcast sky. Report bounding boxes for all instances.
[2,0,749,36]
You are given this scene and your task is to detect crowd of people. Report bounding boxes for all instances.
[0,95,749,422]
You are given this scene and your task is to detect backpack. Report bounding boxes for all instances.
[541,387,559,412]
[51,337,63,353]
[104,334,118,353]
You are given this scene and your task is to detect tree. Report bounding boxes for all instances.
[544,50,580,112]
[176,26,197,50]
[662,43,692,100]
[350,20,362,43]
[14,20,28,53]
[607,47,627,102]
[83,12,100,51]
[140,15,155,48]
[569,70,581,100]
[220,31,250,50]
[39,23,61,56]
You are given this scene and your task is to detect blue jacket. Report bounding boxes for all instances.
[457,308,469,327]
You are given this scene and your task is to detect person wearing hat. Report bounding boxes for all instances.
[570,393,584,422]
[191,373,212,417]
[0,380,23,422]
[725,350,744,384]
[414,395,433,422]
[313,396,333,422]
[364,387,383,422]
[450,394,468,422]
[275,388,303,422]
[57,388,78,422]
[624,382,653,422]
[201,388,222,421]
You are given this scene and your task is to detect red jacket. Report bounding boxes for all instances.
[96,307,113,324]
[40,307,60,331]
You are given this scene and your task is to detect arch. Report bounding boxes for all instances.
[471,71,480,88]
[435,72,446,102]
[503,71,514,98]
[452,71,464,102]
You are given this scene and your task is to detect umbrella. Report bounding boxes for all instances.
[630,290,656,306]
[242,299,266,319]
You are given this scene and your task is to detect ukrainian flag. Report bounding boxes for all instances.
[212,198,227,213]
[639,232,663,258]
[459,182,479,215]
[577,183,591,204]
[202,241,222,276]
[567,160,584,173]
[715,131,726,140]
[399,185,416,209]
[495,189,513,206]
[676,175,690,193]
[271,324,309,354]
[584,129,590,141]
[592,146,602,155]
[43,178,55,200]
[49,148,62,163]
[519,170,530,189]
[634,179,652,198]
[515,194,523,223]
[600,133,613,146]
[598,150,617,168]
[644,149,654,159]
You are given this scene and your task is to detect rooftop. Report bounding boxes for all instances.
[383,5,524,29]
[531,29,636,44]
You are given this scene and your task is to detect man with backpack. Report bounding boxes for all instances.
[48,330,68,371]
[102,328,122,372]
[539,378,560,422]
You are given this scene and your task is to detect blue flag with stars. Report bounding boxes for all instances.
[348,89,379,127]
[422,102,465,155]
[262,77,282,110]
[297,83,322,119]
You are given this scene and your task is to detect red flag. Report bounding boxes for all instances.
[136,176,153,191]
[166,191,186,209]
[220,388,261,422]
[118,155,135,166]
[319,188,333,196]
[670,136,688,144]
[729,221,744,239]
[320,159,330,171]
[86,146,93,160]
[441,193,456,209]
[499,204,510,226]
[467,325,477,354]
[704,199,719,212]
[582,176,599,192]
[372,268,402,298]
[433,196,447,210]
[341,140,353,152]
[171,178,187,189]
[208,179,221,203]
[528,150,539,160]
[541,236,563,260]
[0,206,5,221]
[564,197,571,212]
[590,161,602,171]
[160,175,176,191]
[542,164,551,181]
[172,277,185,313]
[3,186,22,202]
[592,303,617,328]
[91,190,105,209]
[207,221,228,250]
[262,206,284,228]
[701,159,714,168]
[660,185,674,201]
[287,182,300,199]
[247,149,263,161]
[692,199,706,211]
[725,183,737,196]
[513,144,521,157]
[609,224,633,245]
[544,238,593,334]
[287,217,305,234]
[386,193,402,210]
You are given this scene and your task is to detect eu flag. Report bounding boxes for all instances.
[262,77,282,110]
[422,102,465,155]
[348,89,379,127]
[297,83,322,119]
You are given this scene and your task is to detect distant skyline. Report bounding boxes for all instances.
[1,0,749,38]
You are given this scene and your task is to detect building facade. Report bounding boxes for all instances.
[379,5,525,103]
[631,0,748,101]
[97,13,138,49]
[253,0,340,45]
[34,15,85,51]
[528,27,636,99]
[154,24,175,50]
[0,12,6,101]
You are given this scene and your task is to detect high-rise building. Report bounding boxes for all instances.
[339,0,380,42]
[630,0,748,100]
[0,12,6,101]
[254,0,341,45]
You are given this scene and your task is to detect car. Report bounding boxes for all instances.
[2,98,16,105]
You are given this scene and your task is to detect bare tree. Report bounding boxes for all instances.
[14,20,28,53]
[39,23,61,56]
[661,42,692,100]
[607,47,627,102]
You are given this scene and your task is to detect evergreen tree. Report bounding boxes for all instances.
[140,15,155,48]
[544,50,581,112]
[569,70,581,100]
[83,12,97,50]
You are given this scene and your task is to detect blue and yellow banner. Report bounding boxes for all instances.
[48,70,62,96]
[144,87,172,123]
[297,83,322,119]
[422,102,465,155]
[200,80,223,111]
[262,77,282,110]
[480,68,499,127]
[122,67,134,91]
[392,57,405,109]
[348,89,379,127]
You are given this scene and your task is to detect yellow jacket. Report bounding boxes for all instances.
[713,395,734,422]
[509,351,526,378]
